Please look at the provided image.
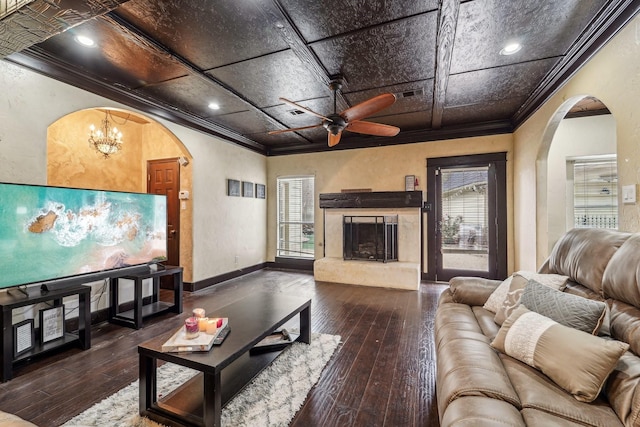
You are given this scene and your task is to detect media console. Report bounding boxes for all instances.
[108,265,183,329]
[0,283,91,382]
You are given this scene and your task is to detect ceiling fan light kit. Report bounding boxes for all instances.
[269,77,400,148]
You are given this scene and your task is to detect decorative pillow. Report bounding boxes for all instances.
[483,275,512,313]
[494,272,568,325]
[520,279,607,335]
[491,305,629,403]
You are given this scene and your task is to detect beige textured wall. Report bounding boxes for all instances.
[47,109,195,282]
[546,115,616,250]
[514,16,640,270]
[267,134,514,275]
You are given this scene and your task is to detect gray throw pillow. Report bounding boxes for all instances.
[520,279,607,335]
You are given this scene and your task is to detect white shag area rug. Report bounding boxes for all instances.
[63,333,341,427]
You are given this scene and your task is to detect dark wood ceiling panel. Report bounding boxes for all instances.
[343,80,435,118]
[115,0,289,69]
[278,0,438,42]
[208,50,330,109]
[263,97,333,130]
[450,0,608,74]
[446,58,559,108]
[370,111,433,132]
[32,17,187,89]
[245,131,313,147]
[138,75,251,118]
[310,12,438,92]
[442,96,526,126]
[211,110,292,136]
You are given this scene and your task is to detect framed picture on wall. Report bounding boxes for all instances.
[256,183,266,199]
[243,181,254,197]
[227,179,241,197]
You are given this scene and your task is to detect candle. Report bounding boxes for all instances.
[192,308,206,318]
[214,317,223,328]
[206,319,218,335]
[198,317,209,332]
[184,317,199,339]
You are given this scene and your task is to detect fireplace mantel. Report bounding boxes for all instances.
[319,191,422,209]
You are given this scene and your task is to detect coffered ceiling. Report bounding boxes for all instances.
[2,0,638,155]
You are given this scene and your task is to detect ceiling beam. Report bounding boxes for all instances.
[254,0,350,111]
[431,0,460,129]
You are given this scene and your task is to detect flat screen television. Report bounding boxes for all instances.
[0,182,167,290]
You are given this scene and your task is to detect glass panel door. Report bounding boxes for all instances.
[440,167,489,271]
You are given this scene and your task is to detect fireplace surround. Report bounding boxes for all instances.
[315,191,422,290]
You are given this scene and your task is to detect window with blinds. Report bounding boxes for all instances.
[277,176,315,258]
[572,157,618,229]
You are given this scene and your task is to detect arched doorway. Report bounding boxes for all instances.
[46,108,194,282]
[536,96,616,265]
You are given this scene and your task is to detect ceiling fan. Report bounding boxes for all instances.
[268,78,400,147]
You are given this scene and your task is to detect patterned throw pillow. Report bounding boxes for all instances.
[483,275,512,313]
[493,272,568,325]
[491,305,629,403]
[520,279,607,335]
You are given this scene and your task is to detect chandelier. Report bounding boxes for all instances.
[88,110,123,158]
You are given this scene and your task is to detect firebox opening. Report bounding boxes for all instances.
[343,215,398,262]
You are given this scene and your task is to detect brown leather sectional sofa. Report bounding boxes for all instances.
[435,228,640,426]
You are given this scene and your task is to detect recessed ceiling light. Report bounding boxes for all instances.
[208,102,220,110]
[74,35,96,47]
[500,42,522,56]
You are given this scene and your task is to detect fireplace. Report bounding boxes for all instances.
[343,215,398,262]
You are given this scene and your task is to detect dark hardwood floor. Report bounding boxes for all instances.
[0,269,447,427]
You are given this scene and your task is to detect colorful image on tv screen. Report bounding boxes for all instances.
[0,183,167,289]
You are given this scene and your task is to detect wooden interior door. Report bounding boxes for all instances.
[147,159,180,267]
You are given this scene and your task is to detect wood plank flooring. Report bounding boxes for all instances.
[0,270,447,427]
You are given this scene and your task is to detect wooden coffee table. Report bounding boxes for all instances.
[138,293,311,427]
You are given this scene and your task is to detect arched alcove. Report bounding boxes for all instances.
[536,96,616,265]
[46,108,194,282]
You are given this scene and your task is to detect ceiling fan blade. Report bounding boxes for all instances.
[268,124,323,135]
[280,98,332,122]
[340,93,396,123]
[346,120,400,137]
[328,132,342,147]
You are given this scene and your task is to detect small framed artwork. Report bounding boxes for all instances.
[243,181,254,197]
[256,183,266,199]
[13,319,34,357]
[227,179,241,197]
[40,305,65,344]
[405,175,416,191]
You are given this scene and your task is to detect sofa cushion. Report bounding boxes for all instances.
[520,279,607,334]
[520,408,620,427]
[501,355,625,426]
[493,272,568,325]
[435,303,521,417]
[492,305,629,402]
[609,300,640,356]
[449,276,503,307]
[472,306,500,341]
[604,351,640,427]
[440,396,525,426]
[545,228,630,295]
[602,234,640,308]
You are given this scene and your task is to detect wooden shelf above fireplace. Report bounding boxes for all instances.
[319,191,423,209]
